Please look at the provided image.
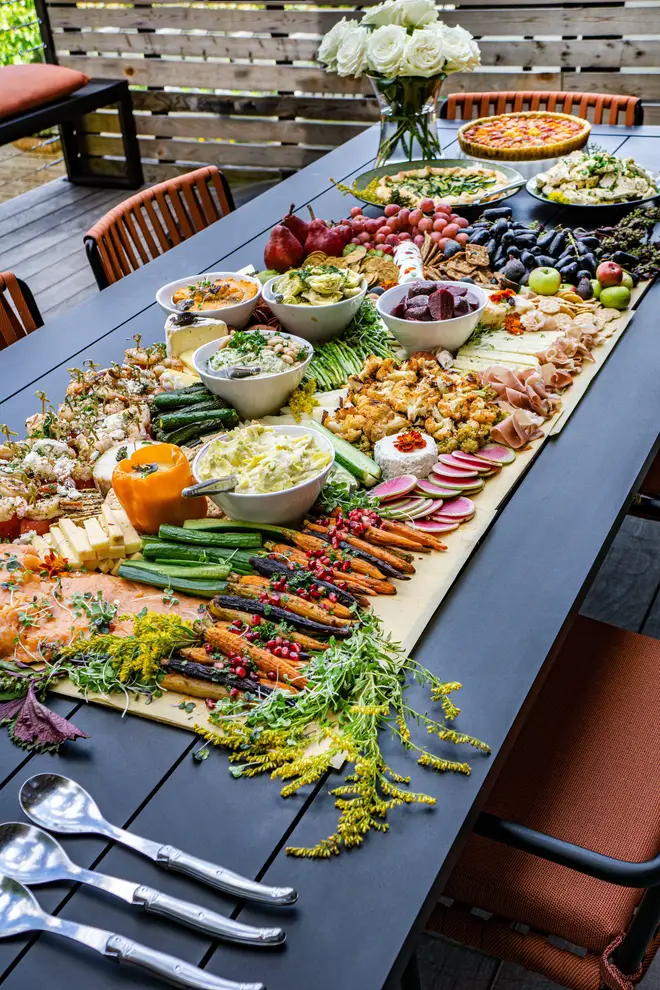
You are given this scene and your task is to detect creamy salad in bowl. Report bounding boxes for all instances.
[207,328,310,378]
[534,150,658,205]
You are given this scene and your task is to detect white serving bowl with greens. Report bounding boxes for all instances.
[263,266,367,344]
[193,329,313,420]
[191,423,335,525]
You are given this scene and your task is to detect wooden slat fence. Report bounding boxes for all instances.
[40,0,660,184]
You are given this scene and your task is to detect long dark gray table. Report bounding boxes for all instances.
[1,121,659,990]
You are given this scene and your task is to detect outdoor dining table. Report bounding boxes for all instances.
[1,119,660,990]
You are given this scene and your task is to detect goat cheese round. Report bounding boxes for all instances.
[374,430,438,480]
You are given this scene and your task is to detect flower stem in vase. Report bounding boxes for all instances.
[369,73,445,166]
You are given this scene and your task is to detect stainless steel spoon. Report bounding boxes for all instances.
[472,176,526,207]
[182,476,237,499]
[0,823,284,947]
[0,873,264,990]
[20,775,297,906]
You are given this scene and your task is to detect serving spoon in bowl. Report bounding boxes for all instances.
[20,775,297,906]
[0,873,265,990]
[0,823,285,947]
[182,476,236,499]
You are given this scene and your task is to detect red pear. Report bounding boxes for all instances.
[264,224,305,273]
[281,204,310,246]
[304,219,346,257]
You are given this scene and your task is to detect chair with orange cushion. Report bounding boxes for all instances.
[84,165,235,289]
[440,91,644,126]
[423,615,660,990]
[0,272,43,350]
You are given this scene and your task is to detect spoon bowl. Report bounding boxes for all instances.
[0,874,43,937]
[20,774,108,837]
[0,822,73,885]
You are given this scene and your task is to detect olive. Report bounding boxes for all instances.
[369,285,385,296]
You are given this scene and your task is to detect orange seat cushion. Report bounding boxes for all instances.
[0,64,89,120]
[445,616,660,953]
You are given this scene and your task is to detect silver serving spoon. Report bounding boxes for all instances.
[471,176,526,208]
[182,476,237,499]
[0,873,263,990]
[20,775,297,906]
[0,823,284,947]
[213,367,262,380]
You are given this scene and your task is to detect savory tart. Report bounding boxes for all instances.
[370,164,511,207]
[458,111,591,162]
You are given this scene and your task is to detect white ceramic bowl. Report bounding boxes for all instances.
[376,281,488,355]
[156,272,262,329]
[192,332,313,420]
[262,275,367,344]
[191,424,335,525]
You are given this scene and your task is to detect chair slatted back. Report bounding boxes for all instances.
[84,166,235,289]
[441,91,643,127]
[0,273,42,350]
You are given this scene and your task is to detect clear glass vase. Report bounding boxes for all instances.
[369,73,445,166]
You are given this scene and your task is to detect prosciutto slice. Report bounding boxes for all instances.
[537,362,573,391]
[482,365,560,419]
[490,409,545,450]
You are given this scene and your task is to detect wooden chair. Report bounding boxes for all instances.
[0,272,43,350]
[84,165,235,289]
[440,91,644,127]
[424,616,660,990]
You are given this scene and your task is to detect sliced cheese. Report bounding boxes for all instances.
[164,314,228,361]
[83,516,110,554]
[109,505,142,554]
[159,369,200,390]
[49,525,82,569]
[58,518,96,562]
[100,504,124,547]
[179,348,200,376]
[97,558,115,573]
[30,534,51,558]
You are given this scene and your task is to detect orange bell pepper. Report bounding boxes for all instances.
[112,443,206,535]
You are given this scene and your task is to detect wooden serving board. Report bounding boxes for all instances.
[55,281,651,730]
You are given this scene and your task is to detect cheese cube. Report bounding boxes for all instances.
[100,504,124,547]
[109,506,142,554]
[59,518,96,562]
[49,525,82,569]
[84,516,110,554]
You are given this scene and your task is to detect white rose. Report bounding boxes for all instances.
[362,0,437,29]
[367,24,408,77]
[317,18,353,69]
[336,27,370,77]
[442,24,481,73]
[399,26,446,77]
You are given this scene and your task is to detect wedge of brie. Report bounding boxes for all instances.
[165,313,228,374]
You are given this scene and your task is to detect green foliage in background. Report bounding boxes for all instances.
[0,0,42,66]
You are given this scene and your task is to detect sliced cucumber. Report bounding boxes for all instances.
[118,562,227,597]
[308,422,381,486]
[159,524,262,548]
[183,519,287,539]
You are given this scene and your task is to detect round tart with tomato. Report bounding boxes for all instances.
[458,111,591,162]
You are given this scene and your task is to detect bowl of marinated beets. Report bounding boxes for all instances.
[377,280,488,354]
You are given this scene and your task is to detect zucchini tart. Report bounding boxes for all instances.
[458,111,591,162]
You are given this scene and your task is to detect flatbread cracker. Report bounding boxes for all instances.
[594,307,622,328]
[305,251,329,266]
[537,297,561,314]
[465,243,490,267]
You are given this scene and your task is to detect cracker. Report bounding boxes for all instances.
[537,297,561,314]
[594,307,622,328]
[305,251,329,266]
[465,243,490,267]
[343,247,367,263]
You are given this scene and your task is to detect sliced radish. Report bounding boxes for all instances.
[379,496,417,512]
[437,454,484,475]
[383,497,430,520]
[407,499,445,519]
[432,512,474,525]
[472,444,516,466]
[415,479,454,497]
[428,474,472,491]
[410,519,459,534]
[371,475,418,501]
[431,462,479,480]
[450,452,499,473]
[456,478,484,493]
[437,496,475,519]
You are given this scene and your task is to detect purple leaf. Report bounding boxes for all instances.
[0,696,26,723]
[10,683,88,752]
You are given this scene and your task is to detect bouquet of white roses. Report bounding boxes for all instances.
[317,0,480,163]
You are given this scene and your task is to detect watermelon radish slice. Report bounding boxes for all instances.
[437,496,475,519]
[371,475,418,501]
[383,497,429,520]
[472,444,516,466]
[410,519,459,534]
[432,511,474,525]
[454,478,484,493]
[431,461,479,480]
[448,452,498,473]
[437,454,485,475]
[414,479,454,497]
[379,496,418,512]
[407,499,444,520]
[426,475,469,491]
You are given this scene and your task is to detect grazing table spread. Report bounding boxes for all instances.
[1,120,660,990]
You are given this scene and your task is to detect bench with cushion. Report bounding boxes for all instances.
[0,64,143,188]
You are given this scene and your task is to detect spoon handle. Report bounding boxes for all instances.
[157,846,297,906]
[104,934,265,990]
[132,885,285,946]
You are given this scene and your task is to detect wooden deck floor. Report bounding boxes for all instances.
[1,175,659,990]
[0,175,277,323]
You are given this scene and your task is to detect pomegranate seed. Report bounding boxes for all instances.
[329,592,338,603]
[266,639,276,649]
[281,647,289,658]
[251,614,261,626]
[230,687,239,697]
[229,627,240,634]
[291,643,301,653]
[275,636,283,645]
[235,666,247,679]
[267,671,276,680]
[213,661,224,670]
[250,671,259,681]
[205,643,213,654]
[205,698,215,709]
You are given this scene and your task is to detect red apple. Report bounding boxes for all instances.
[596,261,623,288]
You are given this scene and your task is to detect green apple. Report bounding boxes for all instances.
[590,279,601,299]
[600,285,631,310]
[621,272,634,289]
[528,266,561,295]
[559,282,575,292]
